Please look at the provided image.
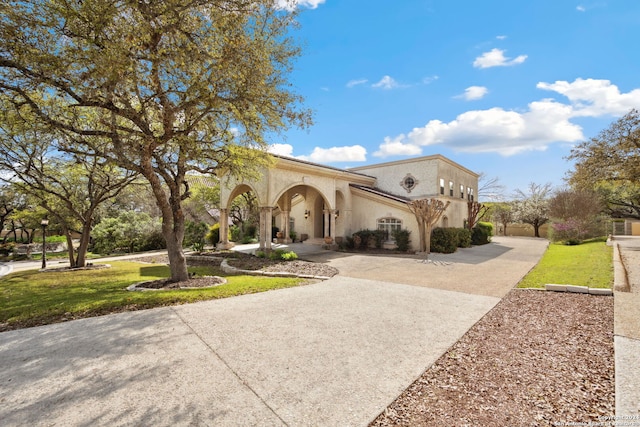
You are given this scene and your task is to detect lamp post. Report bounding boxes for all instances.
[41,218,49,270]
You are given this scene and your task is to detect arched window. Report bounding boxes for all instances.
[377,217,402,241]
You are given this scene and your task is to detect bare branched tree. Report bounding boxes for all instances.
[408,198,450,259]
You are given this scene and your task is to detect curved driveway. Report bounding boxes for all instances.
[0,237,548,427]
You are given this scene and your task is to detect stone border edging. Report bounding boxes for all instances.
[518,286,612,296]
[544,284,613,296]
[613,242,631,292]
[220,258,331,281]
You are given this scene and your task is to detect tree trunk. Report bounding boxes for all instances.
[164,221,189,282]
[75,220,93,267]
[425,222,433,255]
[65,232,75,267]
[532,219,541,237]
[417,220,426,252]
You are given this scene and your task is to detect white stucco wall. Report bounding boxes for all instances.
[350,155,479,203]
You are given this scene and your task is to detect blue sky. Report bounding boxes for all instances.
[269,1,640,199]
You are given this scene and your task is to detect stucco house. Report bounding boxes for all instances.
[217,154,479,252]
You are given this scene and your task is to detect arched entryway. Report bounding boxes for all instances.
[272,184,334,245]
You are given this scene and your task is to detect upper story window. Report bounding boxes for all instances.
[460,184,464,199]
[449,181,454,197]
[467,187,474,202]
[439,178,445,195]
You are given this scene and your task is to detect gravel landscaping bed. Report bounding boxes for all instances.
[371,289,614,427]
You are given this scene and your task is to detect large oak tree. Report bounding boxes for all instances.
[0,0,310,281]
[568,109,640,219]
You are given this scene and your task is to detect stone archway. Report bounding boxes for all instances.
[272,183,333,245]
[217,183,261,250]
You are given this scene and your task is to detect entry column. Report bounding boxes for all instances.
[259,206,273,251]
[216,208,233,250]
[329,209,337,242]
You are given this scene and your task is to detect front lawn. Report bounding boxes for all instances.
[0,261,303,331]
[517,240,613,289]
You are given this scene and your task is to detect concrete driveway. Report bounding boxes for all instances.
[302,236,549,298]
[0,237,548,426]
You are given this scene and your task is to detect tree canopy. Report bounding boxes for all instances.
[511,182,552,238]
[0,0,310,280]
[568,109,640,219]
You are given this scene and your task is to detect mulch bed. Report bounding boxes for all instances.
[132,276,226,289]
[371,289,614,427]
[131,251,338,290]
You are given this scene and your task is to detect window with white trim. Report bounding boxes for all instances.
[377,218,402,241]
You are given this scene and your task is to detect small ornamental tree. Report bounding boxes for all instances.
[467,201,488,230]
[512,183,552,238]
[408,198,450,255]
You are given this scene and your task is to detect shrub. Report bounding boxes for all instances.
[230,225,242,242]
[268,249,286,260]
[0,242,16,257]
[344,236,355,250]
[372,229,386,248]
[352,229,385,250]
[241,235,256,244]
[255,250,267,258]
[191,241,205,252]
[266,249,298,261]
[456,228,472,248]
[478,221,494,236]
[471,222,492,245]
[206,223,221,247]
[139,229,167,252]
[281,251,298,261]
[352,230,371,250]
[431,227,458,254]
[92,211,165,254]
[392,229,411,252]
[45,235,67,244]
[244,224,258,239]
[185,221,208,251]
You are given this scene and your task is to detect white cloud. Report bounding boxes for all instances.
[372,75,400,90]
[373,136,423,158]
[275,0,326,10]
[496,35,507,40]
[458,86,489,101]
[537,78,640,117]
[375,78,640,158]
[346,78,368,88]
[577,5,586,11]
[298,145,367,163]
[473,48,528,69]
[423,75,439,84]
[268,143,295,157]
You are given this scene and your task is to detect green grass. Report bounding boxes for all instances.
[0,261,303,331]
[517,240,613,289]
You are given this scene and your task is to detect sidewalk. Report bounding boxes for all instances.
[612,236,640,417]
